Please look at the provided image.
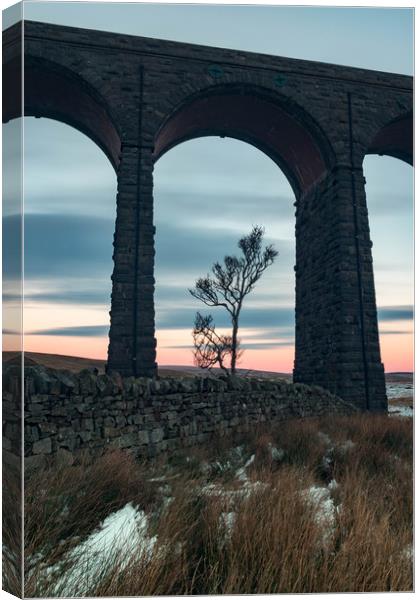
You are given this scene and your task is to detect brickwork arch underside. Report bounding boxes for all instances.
[153,87,335,197]
[2,55,121,170]
[365,112,413,166]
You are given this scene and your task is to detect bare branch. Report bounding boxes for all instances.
[192,313,231,374]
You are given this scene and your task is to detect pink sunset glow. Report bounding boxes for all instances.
[5,325,413,374]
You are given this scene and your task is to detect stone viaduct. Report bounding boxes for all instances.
[3,20,413,411]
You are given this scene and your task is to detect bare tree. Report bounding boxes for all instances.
[189,226,278,375]
[192,313,233,374]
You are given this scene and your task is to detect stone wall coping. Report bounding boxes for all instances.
[4,20,412,91]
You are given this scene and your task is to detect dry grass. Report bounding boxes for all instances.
[2,459,22,597]
[23,449,162,596]
[19,413,413,596]
[388,395,413,408]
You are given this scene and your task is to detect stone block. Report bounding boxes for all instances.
[114,433,138,448]
[57,437,78,452]
[32,437,52,455]
[103,426,118,438]
[54,448,74,467]
[150,427,164,443]
[39,422,57,435]
[2,437,12,451]
[137,430,149,445]
[25,454,47,471]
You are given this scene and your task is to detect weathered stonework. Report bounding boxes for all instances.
[3,365,355,469]
[3,20,413,410]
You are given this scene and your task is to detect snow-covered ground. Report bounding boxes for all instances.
[302,484,340,546]
[386,382,413,399]
[388,404,413,418]
[386,381,413,418]
[41,503,156,597]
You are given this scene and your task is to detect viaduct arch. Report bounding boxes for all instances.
[3,20,413,411]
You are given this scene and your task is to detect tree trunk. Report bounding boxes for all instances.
[231,316,239,374]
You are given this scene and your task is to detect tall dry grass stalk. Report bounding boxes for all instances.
[22,413,412,596]
[3,459,22,597]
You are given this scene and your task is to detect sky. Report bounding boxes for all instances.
[2,1,414,372]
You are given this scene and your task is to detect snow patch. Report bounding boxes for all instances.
[322,453,333,471]
[318,431,333,446]
[201,479,266,500]
[386,383,413,399]
[43,503,156,596]
[328,479,339,491]
[201,445,247,476]
[220,511,236,539]
[340,439,355,452]
[389,405,413,418]
[401,544,413,561]
[302,485,338,545]
[235,454,255,482]
[268,443,285,462]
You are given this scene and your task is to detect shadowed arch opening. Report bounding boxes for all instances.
[366,112,413,166]
[154,85,334,197]
[153,136,296,373]
[362,150,413,375]
[3,55,121,170]
[2,116,118,360]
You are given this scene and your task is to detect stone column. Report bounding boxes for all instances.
[107,143,157,377]
[133,146,157,377]
[293,165,387,412]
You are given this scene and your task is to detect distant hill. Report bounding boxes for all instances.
[3,351,107,373]
[2,351,292,380]
[385,372,413,384]
[2,351,412,384]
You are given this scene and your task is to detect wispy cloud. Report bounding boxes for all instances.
[377,306,413,321]
[379,330,412,335]
[27,325,109,337]
[162,340,294,350]
[157,306,294,330]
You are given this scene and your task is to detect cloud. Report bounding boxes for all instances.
[28,325,109,337]
[377,306,413,321]
[155,189,295,230]
[155,221,294,274]
[2,120,23,217]
[157,306,294,330]
[240,340,294,349]
[25,305,295,338]
[162,340,293,350]
[242,326,295,339]
[23,117,117,217]
[21,304,413,339]
[4,210,293,289]
[3,214,114,279]
[25,290,110,306]
[379,330,412,335]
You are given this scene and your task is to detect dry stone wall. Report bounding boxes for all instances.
[3,365,356,470]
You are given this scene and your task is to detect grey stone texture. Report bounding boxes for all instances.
[3,20,413,410]
[3,365,355,468]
